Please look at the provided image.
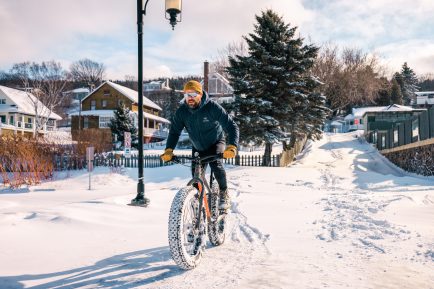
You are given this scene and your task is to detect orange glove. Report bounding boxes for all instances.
[161,148,174,162]
[223,145,237,159]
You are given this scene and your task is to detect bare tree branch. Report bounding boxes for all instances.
[70,58,105,88]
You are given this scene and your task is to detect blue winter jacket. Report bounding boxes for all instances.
[166,91,239,151]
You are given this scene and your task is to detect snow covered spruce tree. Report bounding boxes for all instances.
[109,104,138,148]
[226,9,328,165]
[395,62,418,105]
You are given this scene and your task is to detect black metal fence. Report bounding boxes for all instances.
[53,153,281,171]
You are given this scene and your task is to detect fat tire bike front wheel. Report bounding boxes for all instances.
[168,185,207,270]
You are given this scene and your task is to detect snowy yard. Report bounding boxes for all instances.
[1,133,433,289]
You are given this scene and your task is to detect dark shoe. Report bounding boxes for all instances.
[218,189,231,210]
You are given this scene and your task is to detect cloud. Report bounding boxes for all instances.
[375,40,434,75]
[0,0,433,79]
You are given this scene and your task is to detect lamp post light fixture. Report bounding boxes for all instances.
[130,0,182,207]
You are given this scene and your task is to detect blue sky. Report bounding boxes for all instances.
[1,0,433,80]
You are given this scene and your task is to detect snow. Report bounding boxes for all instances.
[81,81,162,111]
[69,109,115,117]
[0,85,62,120]
[348,104,422,120]
[1,132,433,289]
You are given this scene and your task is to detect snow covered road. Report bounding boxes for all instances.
[1,133,433,289]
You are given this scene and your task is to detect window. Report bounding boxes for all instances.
[99,116,112,128]
[91,100,96,110]
[149,120,155,129]
[412,119,419,140]
[359,119,363,125]
[27,118,32,124]
[394,129,398,144]
[381,135,386,148]
[0,99,6,104]
[102,100,107,108]
[118,99,124,107]
[84,117,89,129]
[372,131,377,144]
[103,90,110,96]
[9,115,14,125]
[0,115,5,124]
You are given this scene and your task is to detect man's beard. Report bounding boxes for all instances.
[187,99,200,108]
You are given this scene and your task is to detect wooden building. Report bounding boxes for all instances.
[363,104,428,150]
[70,81,170,143]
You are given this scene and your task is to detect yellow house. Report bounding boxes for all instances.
[0,85,62,138]
[70,81,170,143]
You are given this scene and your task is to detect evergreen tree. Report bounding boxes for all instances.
[390,78,403,105]
[376,77,392,106]
[226,9,328,164]
[397,62,418,105]
[166,88,182,120]
[109,105,138,148]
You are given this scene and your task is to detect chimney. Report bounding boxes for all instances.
[204,61,209,92]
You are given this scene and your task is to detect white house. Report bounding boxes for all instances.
[413,91,434,106]
[202,72,235,104]
[344,107,387,131]
[143,79,170,92]
[0,85,62,137]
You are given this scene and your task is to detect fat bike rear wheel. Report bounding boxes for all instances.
[207,184,226,246]
[168,186,207,270]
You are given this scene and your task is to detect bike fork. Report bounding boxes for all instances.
[195,180,213,230]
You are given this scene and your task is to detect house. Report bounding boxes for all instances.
[57,87,91,128]
[324,118,346,133]
[344,106,388,131]
[203,72,235,104]
[202,61,235,104]
[0,85,62,137]
[63,87,90,101]
[362,104,427,150]
[70,81,170,143]
[143,79,170,92]
[413,91,434,106]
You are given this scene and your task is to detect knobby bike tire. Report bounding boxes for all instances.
[207,183,226,246]
[168,186,206,270]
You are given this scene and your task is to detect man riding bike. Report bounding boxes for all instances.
[161,80,239,210]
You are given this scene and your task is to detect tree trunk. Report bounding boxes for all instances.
[289,135,297,149]
[262,142,272,166]
[282,140,290,151]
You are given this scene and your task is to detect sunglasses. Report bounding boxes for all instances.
[184,92,200,98]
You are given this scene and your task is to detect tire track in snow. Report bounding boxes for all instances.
[148,176,269,289]
[314,134,425,261]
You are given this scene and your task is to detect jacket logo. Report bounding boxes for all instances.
[203,117,210,123]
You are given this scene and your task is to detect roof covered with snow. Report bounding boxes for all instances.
[64,87,90,94]
[69,109,170,124]
[348,105,422,119]
[415,91,434,95]
[0,85,62,120]
[82,81,162,111]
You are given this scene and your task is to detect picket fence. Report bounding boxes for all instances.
[53,153,281,171]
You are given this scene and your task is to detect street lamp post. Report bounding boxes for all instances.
[130,0,182,207]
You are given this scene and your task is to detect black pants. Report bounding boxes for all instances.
[191,139,227,192]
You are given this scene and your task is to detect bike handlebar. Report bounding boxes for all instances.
[172,153,224,164]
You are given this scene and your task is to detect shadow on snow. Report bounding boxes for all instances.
[0,246,184,289]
